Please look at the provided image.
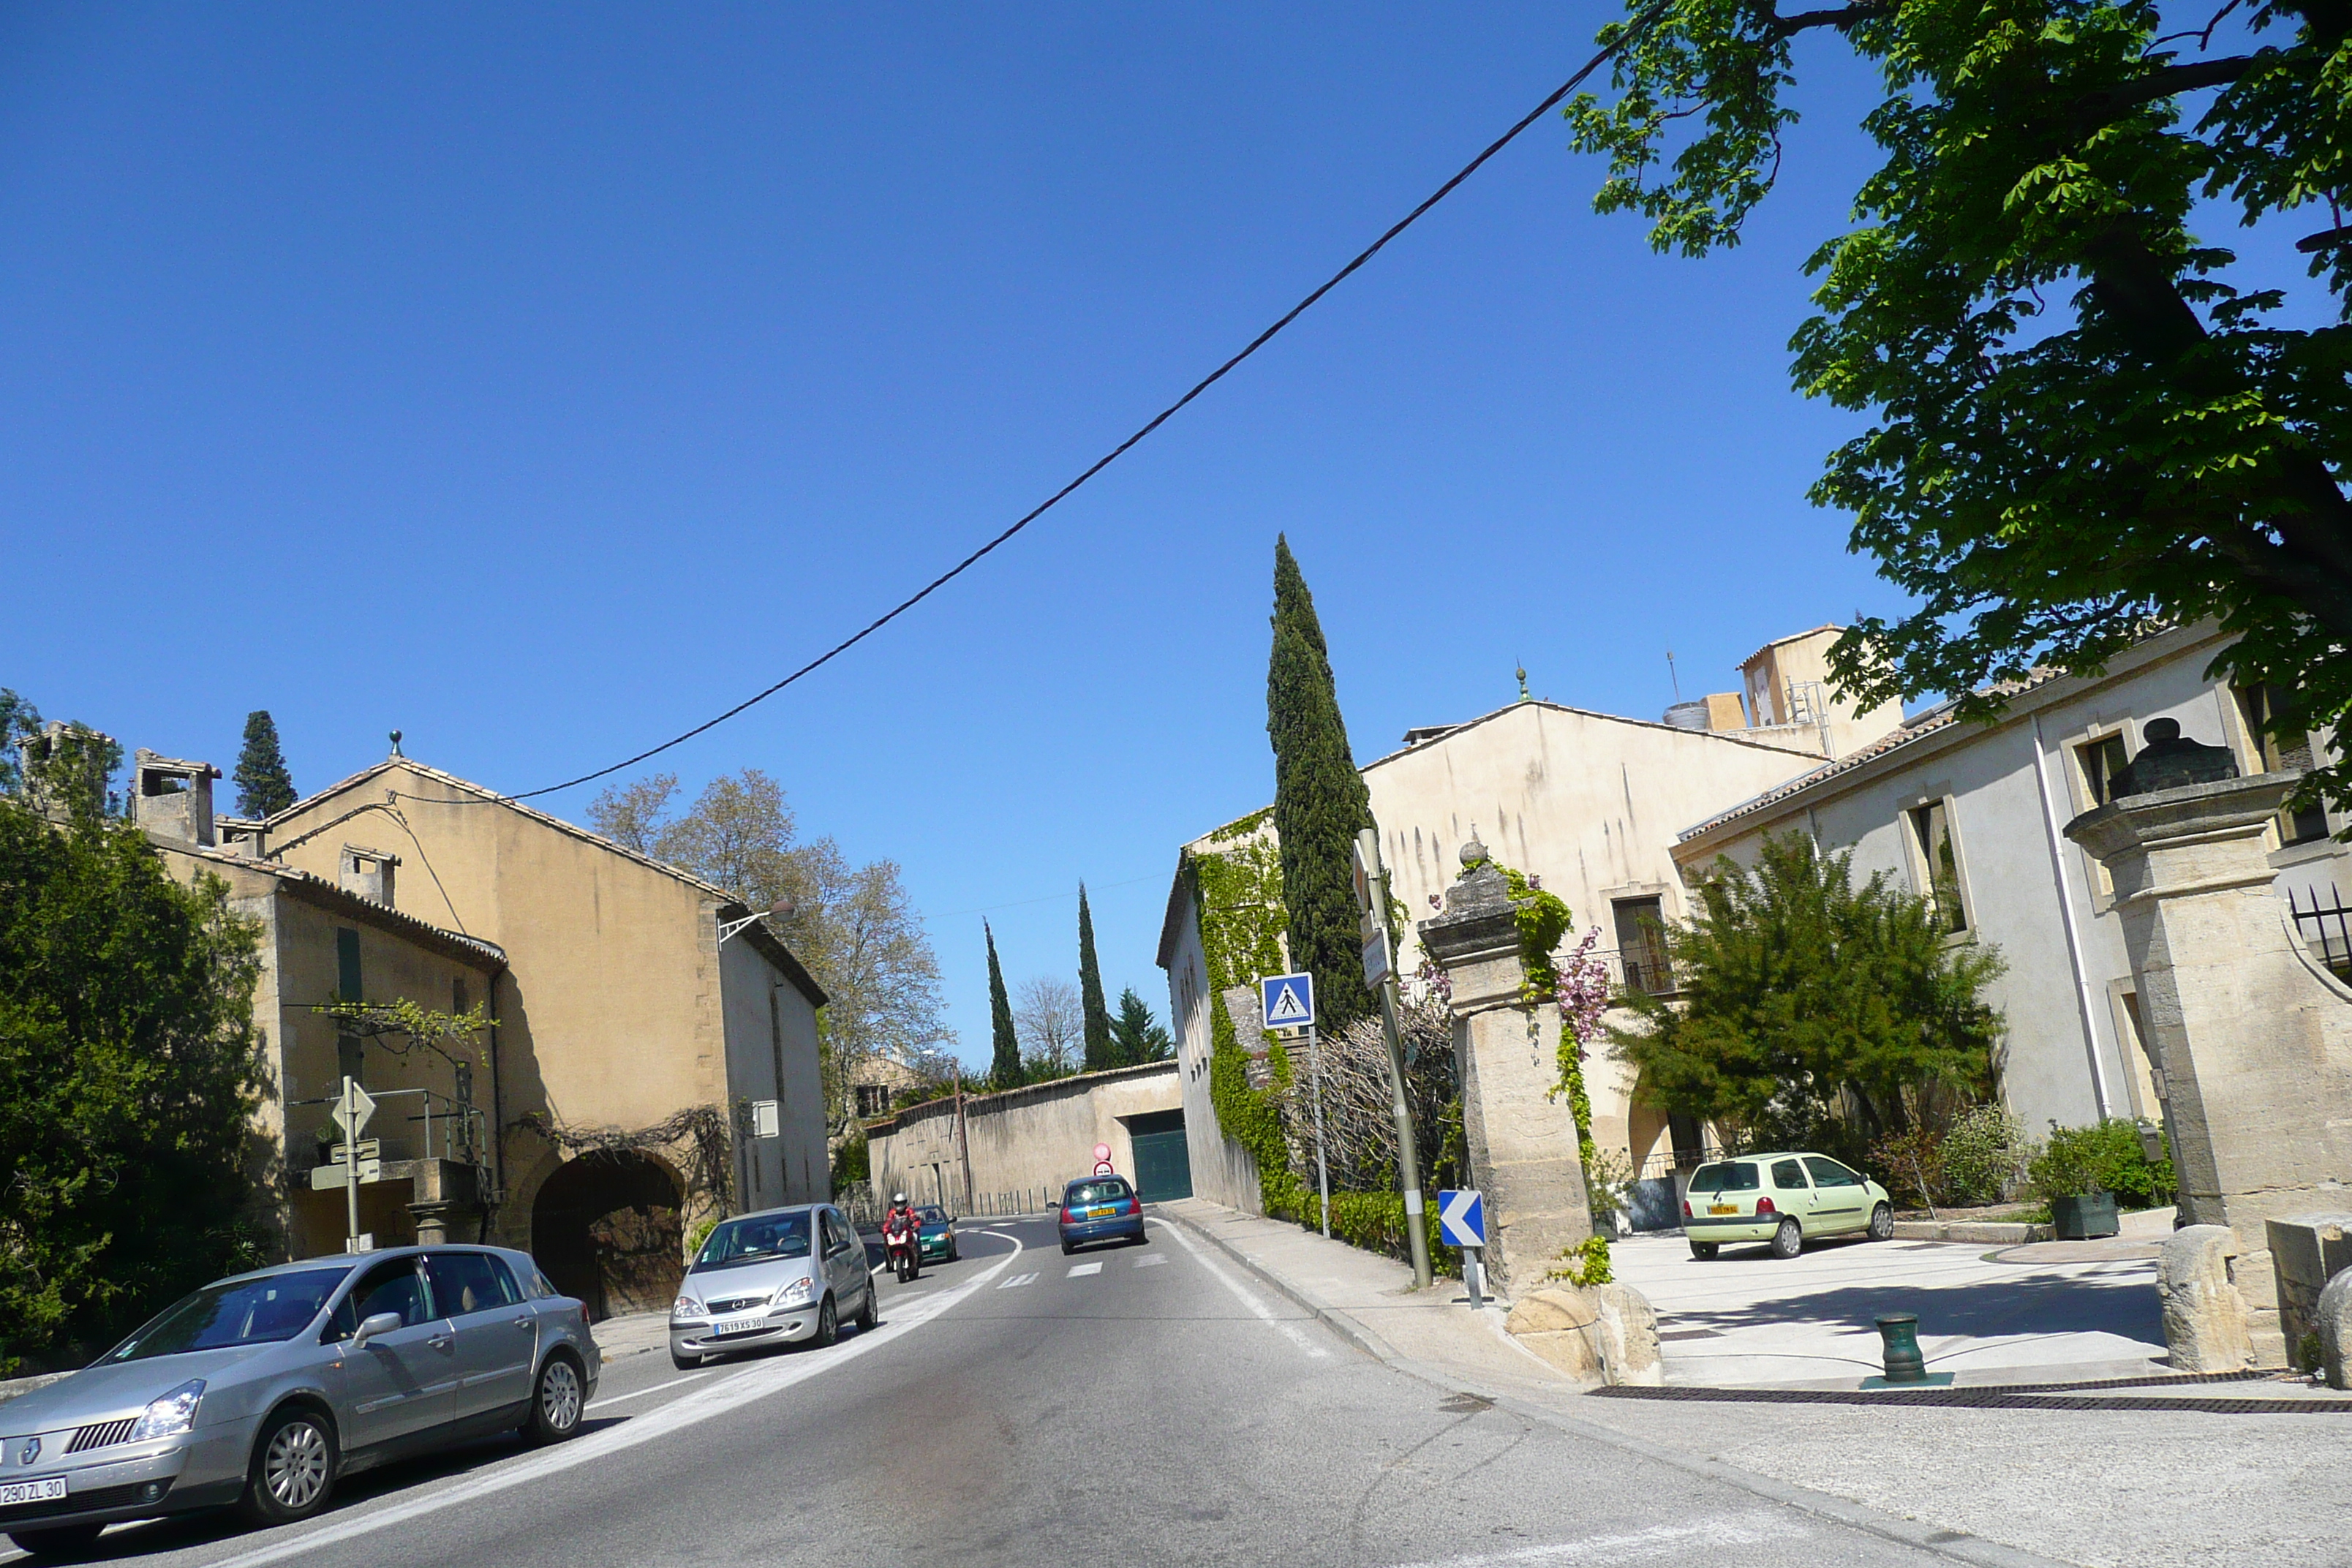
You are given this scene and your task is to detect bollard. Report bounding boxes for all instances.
[1875,1313,1926,1383]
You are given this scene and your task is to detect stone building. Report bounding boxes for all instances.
[1671,621,2346,1142]
[220,753,832,1318]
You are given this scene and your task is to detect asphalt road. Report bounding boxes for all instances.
[16,1216,1982,1568]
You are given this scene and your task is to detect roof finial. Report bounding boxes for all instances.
[1515,662,1530,703]
[388,729,403,758]
[1460,825,1488,867]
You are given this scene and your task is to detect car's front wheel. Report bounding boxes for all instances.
[1868,1202,1894,1241]
[238,1404,338,1526]
[671,1346,702,1371]
[526,1355,585,1444]
[5,1523,106,1560]
[1769,1218,1803,1259]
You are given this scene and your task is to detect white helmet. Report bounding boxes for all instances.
[892,1191,908,1205]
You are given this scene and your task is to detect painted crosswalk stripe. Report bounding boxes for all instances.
[1134,1254,1166,1268]
[1067,1261,1103,1277]
[997,1272,1039,1289]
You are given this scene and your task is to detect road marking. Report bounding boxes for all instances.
[1161,1221,1330,1360]
[583,1369,707,1411]
[1067,1262,1102,1276]
[1389,1515,1806,1568]
[1134,1254,1166,1267]
[190,1232,1028,1568]
[998,1272,1039,1289]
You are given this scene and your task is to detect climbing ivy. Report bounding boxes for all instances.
[1188,813,1305,1217]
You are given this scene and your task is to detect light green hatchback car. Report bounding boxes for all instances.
[1681,1152,1895,1259]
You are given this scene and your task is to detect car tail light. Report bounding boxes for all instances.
[1681,1199,1692,1218]
[1756,1196,1776,1216]
[1126,1197,1141,1216]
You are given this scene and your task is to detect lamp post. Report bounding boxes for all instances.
[719,896,796,945]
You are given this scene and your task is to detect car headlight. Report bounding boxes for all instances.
[129,1379,206,1442]
[672,1295,704,1319]
[778,1276,816,1306]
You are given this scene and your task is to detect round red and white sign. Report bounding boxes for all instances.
[1093,1142,1111,1164]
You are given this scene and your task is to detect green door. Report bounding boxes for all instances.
[1129,1120,1193,1202]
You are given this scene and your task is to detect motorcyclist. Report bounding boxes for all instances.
[882,1191,920,1276]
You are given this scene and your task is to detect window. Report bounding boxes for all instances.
[1771,1158,1810,1190]
[856,1084,889,1120]
[329,1258,431,1338]
[694,1211,814,1270]
[1908,800,1970,935]
[424,1251,521,1317]
[102,1267,350,1362]
[453,976,470,1016]
[1803,1156,1863,1188]
[1066,1179,1131,1207]
[1610,897,1672,995]
[336,927,363,1002]
[2234,684,2330,845]
[1687,1161,1759,1194]
[2078,734,2132,806]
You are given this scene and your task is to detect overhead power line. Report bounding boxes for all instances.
[497,12,1665,804]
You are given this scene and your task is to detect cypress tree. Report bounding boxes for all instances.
[233,711,298,818]
[1077,883,1115,1071]
[985,921,1022,1089]
[1267,535,1375,1027]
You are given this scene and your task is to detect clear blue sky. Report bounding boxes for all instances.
[5,4,1926,1066]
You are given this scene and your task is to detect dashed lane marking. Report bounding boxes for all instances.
[1134,1254,1166,1268]
[998,1273,1039,1289]
[1390,1515,1808,1568]
[1067,1262,1103,1277]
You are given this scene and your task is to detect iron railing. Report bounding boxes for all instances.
[2286,883,2352,980]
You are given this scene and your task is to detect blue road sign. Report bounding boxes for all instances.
[1261,972,1315,1030]
[1438,1189,1485,1249]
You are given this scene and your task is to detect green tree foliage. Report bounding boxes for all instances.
[1568,0,2352,815]
[1108,987,1175,1066]
[0,689,39,794]
[1077,884,1115,1071]
[985,921,1022,1088]
[5,698,121,826]
[1610,834,2005,1155]
[0,800,268,1373]
[232,710,298,819]
[1266,535,1375,1028]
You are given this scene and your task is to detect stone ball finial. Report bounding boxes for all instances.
[2143,717,2182,744]
[1460,826,1488,867]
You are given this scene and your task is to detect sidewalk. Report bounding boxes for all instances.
[1161,1197,2351,1568]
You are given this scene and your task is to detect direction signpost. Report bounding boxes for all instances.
[1439,1188,1488,1309]
[1260,973,1329,1237]
[337,1076,377,1254]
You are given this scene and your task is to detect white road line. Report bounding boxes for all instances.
[583,1369,707,1411]
[1161,1222,1330,1360]
[193,1232,1028,1568]
[1134,1254,1166,1268]
[1390,1515,1807,1568]
[998,1272,1039,1289]
[1067,1262,1102,1277]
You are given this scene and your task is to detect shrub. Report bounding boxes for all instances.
[2028,1119,2174,1206]
[1939,1105,2027,1205]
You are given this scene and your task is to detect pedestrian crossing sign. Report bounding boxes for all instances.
[1261,973,1315,1030]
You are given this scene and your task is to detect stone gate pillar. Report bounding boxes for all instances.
[2067,772,2352,1368]
[1418,841,1591,1294]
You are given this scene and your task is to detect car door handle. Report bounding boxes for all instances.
[513,1318,536,1330]
[429,1335,452,1350]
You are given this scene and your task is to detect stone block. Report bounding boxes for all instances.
[2318,1269,2352,1391]
[2157,1225,2256,1371]
[1504,1282,1662,1387]
[2267,1213,2352,1372]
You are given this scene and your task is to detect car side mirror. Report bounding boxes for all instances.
[1047,1201,1060,1210]
[351,1311,403,1348]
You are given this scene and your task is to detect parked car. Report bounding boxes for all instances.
[1055,1175,1145,1254]
[0,1245,598,1558]
[1682,1153,1894,1259]
[669,1205,875,1370]
[916,1207,959,1264]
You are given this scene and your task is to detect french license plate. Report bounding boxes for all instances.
[1088,1206,1115,1219]
[1710,1204,1738,1215]
[0,1476,67,1508]
[712,1314,766,1337]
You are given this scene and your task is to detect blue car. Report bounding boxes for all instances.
[1057,1175,1146,1255]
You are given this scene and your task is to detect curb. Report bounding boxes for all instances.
[1160,1205,2068,1568]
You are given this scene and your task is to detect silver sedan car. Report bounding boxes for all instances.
[668,1204,875,1369]
[0,1244,598,1558]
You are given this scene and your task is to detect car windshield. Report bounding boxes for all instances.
[1066,1180,1130,1206]
[918,1207,949,1224]
[1688,1161,1760,1194]
[693,1212,815,1270]
[99,1267,351,1363]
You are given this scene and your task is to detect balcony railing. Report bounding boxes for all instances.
[1595,946,1678,999]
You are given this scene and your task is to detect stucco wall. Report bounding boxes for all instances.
[869,1063,1182,1213]
[1675,626,2351,1141]
[1161,886,1263,1213]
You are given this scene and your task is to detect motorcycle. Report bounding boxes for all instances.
[882,1214,921,1283]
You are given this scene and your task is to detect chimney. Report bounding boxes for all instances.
[339,845,399,907]
[131,749,219,846]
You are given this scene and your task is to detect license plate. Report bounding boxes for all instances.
[712,1314,767,1336]
[0,1476,67,1508]
[1710,1204,1738,1215]
[1088,1207,1115,1219]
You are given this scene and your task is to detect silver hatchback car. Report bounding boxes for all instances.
[668,1205,875,1369]
[0,1245,598,1558]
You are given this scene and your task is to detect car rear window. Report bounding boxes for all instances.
[1066,1180,1131,1207]
[693,1211,815,1270]
[918,1207,948,1224]
[1687,1161,1759,1194]
[102,1267,351,1362]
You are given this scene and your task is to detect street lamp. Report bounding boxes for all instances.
[719,896,796,944]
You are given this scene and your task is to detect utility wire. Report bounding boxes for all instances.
[487,12,1662,804]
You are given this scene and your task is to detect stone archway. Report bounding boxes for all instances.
[529,1150,686,1321]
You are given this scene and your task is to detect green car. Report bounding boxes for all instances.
[1682,1152,1894,1260]
[916,1206,958,1263]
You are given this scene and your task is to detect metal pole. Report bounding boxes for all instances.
[1308,1022,1331,1238]
[342,1075,360,1248]
[954,1071,973,1216]
[1360,829,1433,1289]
